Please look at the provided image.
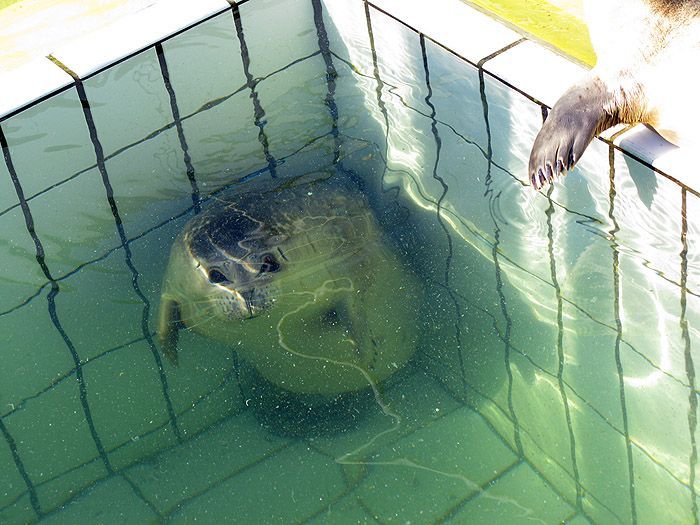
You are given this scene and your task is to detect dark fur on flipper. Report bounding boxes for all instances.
[529,77,619,189]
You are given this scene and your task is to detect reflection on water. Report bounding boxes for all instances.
[1,0,699,523]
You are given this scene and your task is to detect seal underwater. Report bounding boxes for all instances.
[158,176,423,397]
[529,0,700,188]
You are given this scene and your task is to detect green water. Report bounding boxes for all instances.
[0,0,698,523]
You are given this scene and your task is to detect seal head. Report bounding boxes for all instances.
[157,180,423,396]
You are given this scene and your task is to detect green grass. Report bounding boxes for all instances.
[464,0,596,66]
[0,0,24,10]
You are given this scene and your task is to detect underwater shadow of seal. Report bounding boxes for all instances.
[157,174,424,435]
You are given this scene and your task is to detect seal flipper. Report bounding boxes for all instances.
[340,291,378,374]
[158,297,183,366]
[529,76,619,189]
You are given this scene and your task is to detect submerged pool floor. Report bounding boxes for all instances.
[40,368,575,524]
[1,0,700,524]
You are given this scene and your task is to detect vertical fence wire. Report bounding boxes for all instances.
[608,143,638,524]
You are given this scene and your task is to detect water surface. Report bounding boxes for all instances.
[1,0,699,523]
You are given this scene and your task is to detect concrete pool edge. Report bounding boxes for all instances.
[0,0,232,121]
[0,0,695,194]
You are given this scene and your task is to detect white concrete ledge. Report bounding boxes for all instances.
[369,0,521,63]
[0,58,74,120]
[49,0,230,79]
[482,39,587,108]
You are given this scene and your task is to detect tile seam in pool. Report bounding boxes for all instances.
[680,188,700,525]
[364,0,699,198]
[120,473,163,520]
[295,459,369,525]
[545,183,583,511]
[433,373,625,523]
[73,75,183,443]
[314,0,343,166]
[608,145,639,524]
[232,3,279,178]
[476,37,527,68]
[0,417,41,518]
[1,124,114,503]
[160,441,296,519]
[432,458,524,525]
[155,43,202,214]
[362,0,390,164]
[476,54,525,458]
[419,31,469,396]
[0,358,242,515]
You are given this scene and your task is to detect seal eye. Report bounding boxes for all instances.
[208,269,228,284]
[259,254,280,274]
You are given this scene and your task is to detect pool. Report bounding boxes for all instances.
[1,0,698,523]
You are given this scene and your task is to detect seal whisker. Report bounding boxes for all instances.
[180,308,221,331]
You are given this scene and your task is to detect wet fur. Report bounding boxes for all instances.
[529,0,700,188]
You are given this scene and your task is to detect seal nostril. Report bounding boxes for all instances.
[208,269,228,284]
[259,253,280,274]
